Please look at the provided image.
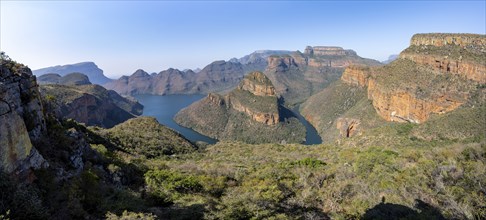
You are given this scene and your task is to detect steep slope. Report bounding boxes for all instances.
[175,71,305,144]
[0,57,48,174]
[33,62,112,85]
[264,46,382,105]
[301,33,485,142]
[40,84,143,128]
[38,72,92,86]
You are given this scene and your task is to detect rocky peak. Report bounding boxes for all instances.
[131,69,150,78]
[237,71,276,97]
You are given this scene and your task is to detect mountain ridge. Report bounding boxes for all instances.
[33,61,113,85]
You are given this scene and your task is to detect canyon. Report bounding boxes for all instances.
[301,33,485,142]
[175,71,305,143]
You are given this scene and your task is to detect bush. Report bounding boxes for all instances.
[145,169,204,205]
[105,210,157,220]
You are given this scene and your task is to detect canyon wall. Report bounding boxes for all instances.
[399,53,486,83]
[339,33,484,124]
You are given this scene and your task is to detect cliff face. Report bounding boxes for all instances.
[232,72,279,125]
[237,71,276,97]
[399,53,486,83]
[227,72,279,126]
[340,61,471,124]
[266,55,300,71]
[40,84,143,128]
[0,63,48,173]
[175,71,305,143]
[399,33,486,84]
[339,33,484,124]
[302,33,484,143]
[340,66,371,87]
[367,77,465,123]
[264,47,381,104]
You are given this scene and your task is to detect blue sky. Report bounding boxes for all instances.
[1,1,484,78]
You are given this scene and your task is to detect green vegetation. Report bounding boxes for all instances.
[230,89,278,114]
[300,81,386,142]
[403,44,486,63]
[106,210,157,220]
[141,135,484,219]
[372,59,478,98]
[0,51,26,73]
[97,117,197,158]
[175,76,306,144]
[3,86,485,220]
[39,83,143,128]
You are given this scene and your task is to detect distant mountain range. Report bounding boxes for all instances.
[105,48,380,100]
[38,72,92,86]
[103,50,294,96]
[33,62,112,85]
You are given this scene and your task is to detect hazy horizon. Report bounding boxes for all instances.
[1,1,485,78]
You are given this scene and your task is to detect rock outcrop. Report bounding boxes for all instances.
[175,71,305,144]
[340,65,371,87]
[336,118,361,138]
[266,55,300,71]
[1,61,48,173]
[237,71,276,97]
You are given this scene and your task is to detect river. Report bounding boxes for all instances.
[134,94,322,145]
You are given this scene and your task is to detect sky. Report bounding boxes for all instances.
[1,1,485,78]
